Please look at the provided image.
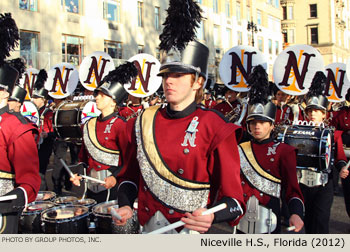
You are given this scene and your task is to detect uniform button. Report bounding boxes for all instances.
[267,169,271,172]
[260,193,263,197]
[241,181,245,185]
[97,165,101,168]
[346,124,349,127]
[143,186,147,191]
[145,207,149,212]
[183,148,190,154]
[345,117,348,120]
[270,158,274,162]
[243,193,247,197]
[105,137,109,140]
[178,169,184,175]
[168,209,174,214]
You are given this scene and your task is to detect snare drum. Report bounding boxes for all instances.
[19,201,55,234]
[53,100,100,141]
[74,198,97,212]
[92,200,139,234]
[276,125,334,172]
[54,196,79,205]
[35,191,56,202]
[41,205,89,234]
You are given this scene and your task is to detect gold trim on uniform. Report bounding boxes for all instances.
[136,106,210,212]
[0,171,15,179]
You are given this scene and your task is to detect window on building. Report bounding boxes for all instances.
[257,10,262,25]
[274,0,279,8]
[196,20,205,41]
[247,6,251,22]
[61,0,80,14]
[137,1,143,27]
[289,29,295,43]
[104,41,122,59]
[310,4,317,18]
[237,31,242,45]
[103,0,121,23]
[20,31,39,68]
[283,31,288,43]
[282,6,287,20]
[224,28,232,49]
[62,35,84,66]
[310,27,318,44]
[225,1,231,18]
[275,41,279,55]
[214,25,220,47]
[19,0,38,11]
[258,37,263,52]
[138,45,144,54]
[213,0,219,14]
[268,39,272,54]
[236,2,241,24]
[155,7,160,30]
[288,6,293,20]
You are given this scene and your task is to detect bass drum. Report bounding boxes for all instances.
[52,100,101,142]
[276,124,334,172]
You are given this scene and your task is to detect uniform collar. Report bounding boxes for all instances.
[166,101,197,119]
[0,105,9,116]
[98,111,119,122]
[252,135,274,145]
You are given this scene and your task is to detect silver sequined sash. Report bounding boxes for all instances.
[239,143,281,198]
[135,107,210,213]
[83,118,120,167]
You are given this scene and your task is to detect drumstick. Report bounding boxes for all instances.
[286,226,296,231]
[0,194,17,202]
[111,207,122,220]
[147,203,227,234]
[79,174,106,185]
[60,158,75,178]
[344,160,350,170]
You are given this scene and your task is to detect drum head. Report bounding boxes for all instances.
[23,201,55,215]
[75,198,97,208]
[92,200,118,217]
[41,205,89,223]
[36,191,56,202]
[54,196,78,205]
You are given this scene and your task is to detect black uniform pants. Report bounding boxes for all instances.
[341,176,350,218]
[300,180,333,234]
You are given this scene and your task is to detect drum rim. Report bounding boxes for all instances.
[22,201,55,215]
[41,205,89,223]
[36,191,56,201]
[54,196,79,205]
[75,198,97,207]
[92,200,119,217]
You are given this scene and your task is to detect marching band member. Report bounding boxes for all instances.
[213,87,241,119]
[0,12,40,233]
[237,65,304,234]
[70,62,138,203]
[202,89,216,109]
[114,39,245,233]
[31,69,55,191]
[8,85,26,113]
[118,94,144,120]
[301,71,347,233]
[273,88,294,125]
[324,88,350,219]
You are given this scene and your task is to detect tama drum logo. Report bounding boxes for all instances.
[292,130,315,135]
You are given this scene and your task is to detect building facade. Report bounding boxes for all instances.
[281,0,350,65]
[2,0,283,83]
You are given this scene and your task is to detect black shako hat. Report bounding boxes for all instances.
[9,85,27,103]
[0,13,20,93]
[32,69,49,99]
[305,71,328,112]
[246,65,276,123]
[93,61,138,105]
[157,0,208,80]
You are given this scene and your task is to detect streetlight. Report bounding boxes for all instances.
[247,20,258,47]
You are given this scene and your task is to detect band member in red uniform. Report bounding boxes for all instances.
[0,12,40,233]
[236,65,304,234]
[31,69,55,190]
[114,41,245,234]
[213,87,242,121]
[70,62,138,203]
[300,72,347,233]
[202,89,216,109]
[8,85,26,112]
[273,88,294,125]
[118,94,144,120]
